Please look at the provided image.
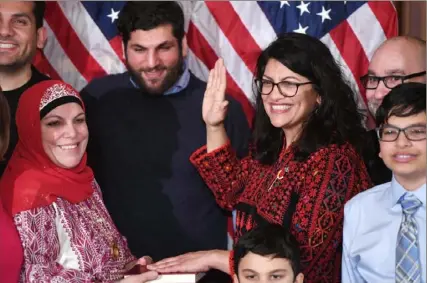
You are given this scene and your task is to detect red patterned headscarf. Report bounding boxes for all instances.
[0,80,94,215]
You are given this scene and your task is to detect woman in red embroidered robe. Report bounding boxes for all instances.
[149,33,372,282]
[0,80,158,283]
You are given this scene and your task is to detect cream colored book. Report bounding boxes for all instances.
[124,264,205,283]
[147,272,205,283]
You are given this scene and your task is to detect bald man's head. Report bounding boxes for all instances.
[364,36,426,116]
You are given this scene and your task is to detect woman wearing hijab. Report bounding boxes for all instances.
[0,80,157,283]
[0,86,23,283]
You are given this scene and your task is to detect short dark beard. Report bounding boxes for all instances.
[126,54,184,96]
[0,38,37,74]
[0,58,32,74]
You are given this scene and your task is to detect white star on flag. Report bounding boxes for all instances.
[107,8,120,23]
[316,6,332,23]
[280,1,290,8]
[296,1,310,16]
[294,23,309,34]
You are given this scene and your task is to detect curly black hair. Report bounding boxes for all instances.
[252,33,366,164]
[116,1,185,48]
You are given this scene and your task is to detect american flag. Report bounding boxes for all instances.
[33,0,398,248]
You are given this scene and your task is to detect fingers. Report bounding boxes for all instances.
[148,259,195,274]
[210,58,226,102]
[205,68,214,98]
[137,256,153,266]
[147,254,193,271]
[149,255,185,267]
[214,59,222,97]
[213,59,220,92]
[218,59,226,100]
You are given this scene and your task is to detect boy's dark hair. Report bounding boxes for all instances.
[116,1,185,48]
[376,82,426,127]
[33,1,46,30]
[234,224,301,277]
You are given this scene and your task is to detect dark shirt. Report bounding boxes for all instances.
[81,72,250,262]
[361,129,392,185]
[0,66,50,176]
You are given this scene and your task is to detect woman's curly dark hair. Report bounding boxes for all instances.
[252,33,366,164]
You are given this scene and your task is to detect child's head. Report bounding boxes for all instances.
[376,82,426,188]
[233,224,304,283]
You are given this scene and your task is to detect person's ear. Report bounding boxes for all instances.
[294,272,304,283]
[233,274,240,283]
[181,35,188,58]
[36,27,47,49]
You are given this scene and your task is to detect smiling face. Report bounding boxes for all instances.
[234,252,304,283]
[366,39,426,115]
[41,103,88,169]
[261,58,320,141]
[379,112,427,188]
[125,24,187,95]
[0,2,46,71]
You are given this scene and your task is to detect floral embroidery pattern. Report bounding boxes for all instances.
[191,142,372,283]
[39,83,81,111]
[15,181,135,282]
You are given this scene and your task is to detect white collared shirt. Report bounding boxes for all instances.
[342,177,426,283]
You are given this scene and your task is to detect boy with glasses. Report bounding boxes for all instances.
[342,82,426,283]
[360,36,426,186]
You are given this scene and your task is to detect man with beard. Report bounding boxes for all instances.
[0,1,49,175]
[81,2,250,282]
[360,36,426,185]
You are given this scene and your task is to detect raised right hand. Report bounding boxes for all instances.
[202,59,229,128]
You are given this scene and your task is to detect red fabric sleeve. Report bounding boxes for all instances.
[190,141,255,210]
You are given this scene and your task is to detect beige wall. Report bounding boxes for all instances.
[394,1,426,40]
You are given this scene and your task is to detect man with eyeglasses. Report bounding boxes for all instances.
[360,35,426,185]
[343,82,426,283]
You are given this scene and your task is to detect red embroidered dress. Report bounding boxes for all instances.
[14,181,135,282]
[190,141,372,283]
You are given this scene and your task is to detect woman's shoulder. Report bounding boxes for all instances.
[305,142,360,163]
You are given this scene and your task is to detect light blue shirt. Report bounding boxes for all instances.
[129,60,190,95]
[342,177,426,283]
